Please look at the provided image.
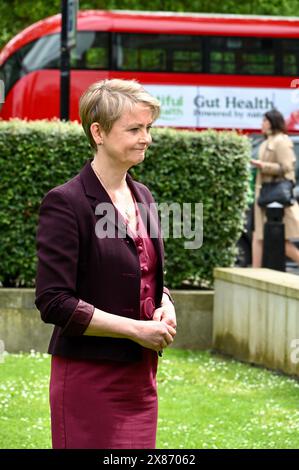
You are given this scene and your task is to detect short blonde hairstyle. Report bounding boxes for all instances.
[79,79,161,151]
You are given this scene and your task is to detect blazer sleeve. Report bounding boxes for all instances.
[35,189,94,336]
[163,287,174,305]
[261,138,296,177]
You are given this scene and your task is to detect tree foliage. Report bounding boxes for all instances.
[1,0,299,51]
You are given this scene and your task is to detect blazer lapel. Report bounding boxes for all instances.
[80,159,128,238]
[126,173,164,265]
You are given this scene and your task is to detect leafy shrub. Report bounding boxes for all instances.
[0,120,250,288]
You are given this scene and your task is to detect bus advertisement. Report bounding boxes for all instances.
[0,10,299,132]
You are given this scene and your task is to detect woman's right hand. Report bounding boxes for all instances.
[132,320,176,352]
[250,159,264,170]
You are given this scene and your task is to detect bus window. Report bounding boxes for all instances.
[208,36,275,75]
[209,51,235,74]
[84,47,107,69]
[241,53,275,75]
[116,34,167,71]
[282,39,299,76]
[169,36,203,73]
[23,34,60,71]
[284,54,297,76]
[209,37,242,74]
[240,38,275,75]
[71,32,109,69]
[21,31,109,71]
[0,40,38,97]
[172,49,202,72]
[115,33,202,73]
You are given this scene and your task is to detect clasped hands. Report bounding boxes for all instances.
[136,294,176,354]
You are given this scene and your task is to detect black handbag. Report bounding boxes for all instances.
[257,179,295,207]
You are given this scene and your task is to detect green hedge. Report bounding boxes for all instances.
[0,120,251,288]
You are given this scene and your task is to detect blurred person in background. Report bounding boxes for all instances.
[251,108,299,267]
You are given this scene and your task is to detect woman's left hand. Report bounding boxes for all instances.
[153,295,177,330]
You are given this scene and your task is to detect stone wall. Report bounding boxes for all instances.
[0,289,53,353]
[171,290,213,350]
[213,267,299,377]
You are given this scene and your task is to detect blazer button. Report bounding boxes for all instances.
[142,297,155,319]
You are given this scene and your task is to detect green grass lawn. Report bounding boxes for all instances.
[0,349,298,449]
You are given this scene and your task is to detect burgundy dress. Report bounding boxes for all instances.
[49,200,159,449]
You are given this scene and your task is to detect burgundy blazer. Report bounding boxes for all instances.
[35,159,171,362]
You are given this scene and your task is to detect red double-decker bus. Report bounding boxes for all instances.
[1,10,299,131]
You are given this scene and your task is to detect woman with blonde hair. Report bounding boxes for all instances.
[35,79,176,449]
